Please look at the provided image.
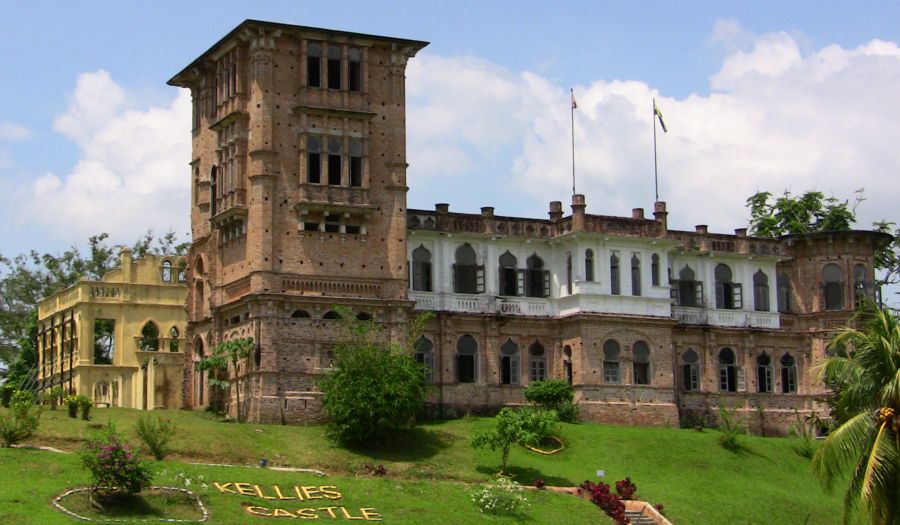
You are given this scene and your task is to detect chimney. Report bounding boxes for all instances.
[734,228,747,238]
[480,206,494,218]
[695,225,708,234]
[571,194,586,232]
[653,201,668,234]
[632,208,644,220]
[548,201,563,222]
[435,203,449,214]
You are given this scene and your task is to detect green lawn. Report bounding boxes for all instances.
[0,406,843,524]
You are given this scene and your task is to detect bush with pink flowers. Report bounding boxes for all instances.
[81,422,152,496]
[579,480,628,524]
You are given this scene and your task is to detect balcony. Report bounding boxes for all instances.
[672,307,780,329]
[298,183,370,208]
[409,292,553,316]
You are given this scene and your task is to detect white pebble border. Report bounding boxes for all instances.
[52,486,209,523]
[186,461,326,476]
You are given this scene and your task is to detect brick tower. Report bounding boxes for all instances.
[169,20,428,422]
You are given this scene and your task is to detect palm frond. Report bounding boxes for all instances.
[813,411,875,490]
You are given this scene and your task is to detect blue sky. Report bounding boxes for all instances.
[1,1,899,275]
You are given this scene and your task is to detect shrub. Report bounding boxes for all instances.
[81,422,152,496]
[1,384,16,408]
[0,394,41,447]
[718,405,745,451]
[523,379,579,422]
[788,410,820,459]
[580,480,628,524]
[134,415,176,460]
[64,395,79,418]
[470,477,530,516]
[11,390,33,406]
[615,477,637,500]
[78,395,93,420]
[318,307,432,446]
[470,407,558,473]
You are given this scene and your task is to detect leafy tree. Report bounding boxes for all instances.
[195,338,254,422]
[318,307,432,446]
[873,221,900,288]
[132,229,190,258]
[813,306,900,524]
[746,189,862,238]
[470,407,559,474]
[523,379,579,422]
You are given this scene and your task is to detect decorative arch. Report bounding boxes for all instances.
[414,336,434,383]
[500,339,520,385]
[718,347,737,392]
[603,340,621,384]
[756,352,772,393]
[632,341,650,385]
[528,341,546,382]
[681,349,699,392]
[456,335,478,384]
[411,245,433,292]
[139,321,160,352]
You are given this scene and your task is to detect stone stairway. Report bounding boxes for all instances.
[623,501,671,525]
[626,508,657,525]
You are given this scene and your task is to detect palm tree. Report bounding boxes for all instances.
[813,305,900,525]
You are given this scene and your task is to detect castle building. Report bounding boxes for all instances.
[36,249,187,409]
[169,20,890,433]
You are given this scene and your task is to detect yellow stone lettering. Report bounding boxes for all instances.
[361,508,383,522]
[235,482,257,496]
[273,508,298,518]
[296,508,320,520]
[214,482,236,494]
[245,505,273,517]
[319,486,342,500]
[301,486,323,500]
[274,485,296,500]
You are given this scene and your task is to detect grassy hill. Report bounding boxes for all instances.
[0,407,842,524]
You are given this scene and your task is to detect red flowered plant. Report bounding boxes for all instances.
[533,479,546,489]
[615,477,637,500]
[81,422,152,496]
[579,480,629,525]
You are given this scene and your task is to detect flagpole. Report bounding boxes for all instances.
[652,98,659,203]
[571,88,576,196]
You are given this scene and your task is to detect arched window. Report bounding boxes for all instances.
[853,264,868,307]
[632,341,650,385]
[823,264,843,310]
[169,326,180,353]
[456,335,478,383]
[603,340,620,384]
[756,353,772,393]
[140,321,160,352]
[525,254,548,298]
[210,165,218,217]
[529,341,546,382]
[677,265,702,307]
[498,251,518,296]
[414,336,434,383]
[718,347,737,392]
[651,254,660,287]
[585,249,595,282]
[682,349,699,392]
[563,345,573,385]
[193,337,206,406]
[161,260,172,283]
[777,273,792,313]
[715,264,742,309]
[781,354,797,393]
[753,270,770,312]
[631,254,641,296]
[500,339,520,385]
[356,312,372,321]
[610,253,621,295]
[453,244,483,294]
[323,310,340,320]
[412,245,433,292]
[177,260,187,283]
[291,310,311,318]
[307,137,322,184]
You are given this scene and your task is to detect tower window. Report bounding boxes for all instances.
[348,48,362,92]
[823,263,843,311]
[631,254,641,296]
[603,340,620,384]
[307,137,321,184]
[327,45,341,89]
[610,253,620,295]
[349,141,363,187]
[498,251,518,296]
[585,249,594,282]
[307,42,322,87]
[327,139,342,186]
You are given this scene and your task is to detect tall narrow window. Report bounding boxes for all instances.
[140,321,160,352]
[777,273,792,313]
[753,270,770,312]
[414,336,434,383]
[454,244,483,294]
[566,253,573,295]
[756,353,772,393]
[631,254,641,296]
[823,263,843,310]
[529,341,546,382]
[610,253,620,295]
[307,42,321,87]
[651,254,660,286]
[169,326,180,353]
[177,260,187,283]
[715,264,741,309]
[349,141,363,187]
[456,335,477,384]
[603,340,620,384]
[563,345,573,385]
[781,353,797,393]
[93,319,115,364]
[719,347,737,392]
[681,349,699,392]
[327,139,342,186]
[348,47,362,92]
[327,45,341,89]
[525,254,548,298]
[210,166,218,217]
[853,264,868,307]
[632,341,650,385]
[498,251,518,296]
[500,339,520,385]
[585,249,595,282]
[412,246,433,292]
[677,265,702,307]
[161,260,172,283]
[307,137,322,184]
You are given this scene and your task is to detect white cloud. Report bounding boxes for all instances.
[0,121,32,141]
[406,24,900,237]
[24,71,191,241]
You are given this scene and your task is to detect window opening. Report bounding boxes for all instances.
[563,345,573,385]
[777,273,792,313]
[291,310,311,318]
[456,335,477,383]
[307,42,321,87]
[93,319,115,364]
[327,45,341,89]
[753,270,770,312]
[529,341,546,382]
[327,138,342,185]
[781,353,797,393]
[603,340,620,384]
[585,249,595,282]
[715,263,741,309]
[631,254,641,296]
[682,349,699,391]
[525,254,549,298]
[718,347,737,392]
[210,166,218,217]
[412,246,433,292]
[756,353,772,393]
[566,253,573,295]
[498,251,518,296]
[323,310,340,320]
[651,254,660,286]
[307,137,322,184]
[349,141,363,187]
[414,336,434,383]
[348,48,362,92]
[632,341,650,385]
[453,244,483,294]
[500,339,520,385]
[675,265,703,307]
[853,264,868,307]
[140,321,160,352]
[610,253,620,295]
[823,263,843,310]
